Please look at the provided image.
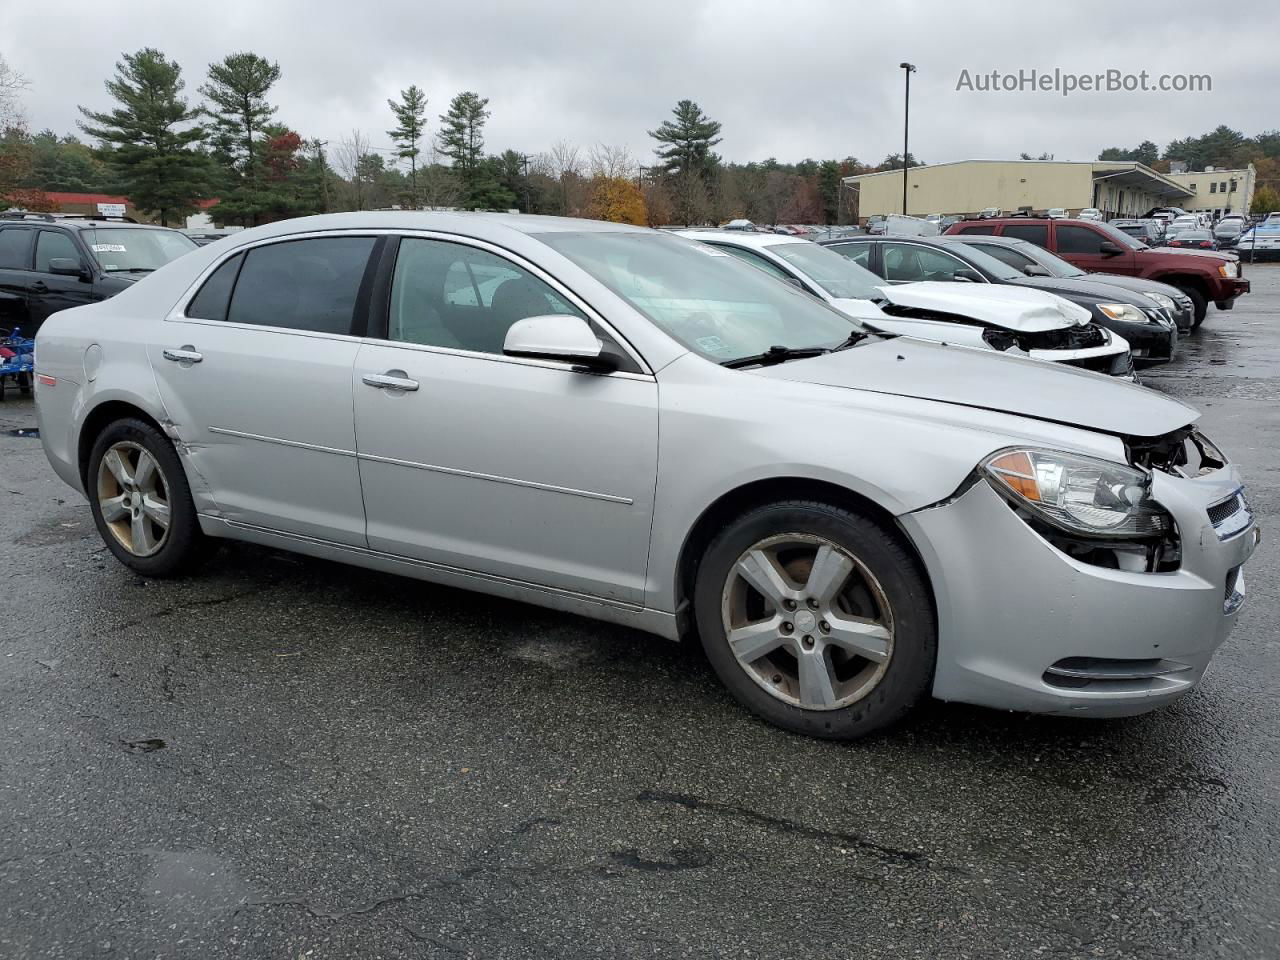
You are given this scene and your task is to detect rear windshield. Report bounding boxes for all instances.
[83,227,198,273]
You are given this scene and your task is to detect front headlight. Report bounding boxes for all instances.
[983,448,1171,539]
[1097,303,1148,324]
[1219,261,1239,278]
[1142,292,1176,312]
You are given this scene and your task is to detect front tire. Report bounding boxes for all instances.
[87,418,206,577]
[1178,286,1208,329]
[693,500,936,740]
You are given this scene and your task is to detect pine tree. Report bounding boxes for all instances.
[437,92,490,205]
[199,52,282,224]
[387,84,427,205]
[648,100,722,178]
[77,48,210,225]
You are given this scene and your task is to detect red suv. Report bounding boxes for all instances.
[945,217,1249,327]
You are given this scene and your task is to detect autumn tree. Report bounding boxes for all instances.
[77,48,212,225]
[387,84,427,204]
[586,176,646,225]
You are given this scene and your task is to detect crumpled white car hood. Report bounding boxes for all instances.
[875,281,1092,332]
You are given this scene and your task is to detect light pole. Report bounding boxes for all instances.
[899,62,916,216]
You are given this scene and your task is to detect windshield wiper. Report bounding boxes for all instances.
[720,344,830,369]
[105,266,155,273]
[831,329,875,351]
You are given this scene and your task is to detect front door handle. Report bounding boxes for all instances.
[31,281,48,294]
[362,372,420,392]
[162,347,203,364]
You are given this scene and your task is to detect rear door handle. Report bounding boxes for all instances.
[362,372,420,392]
[162,348,203,364]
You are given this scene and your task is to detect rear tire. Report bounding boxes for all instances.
[1179,286,1208,329]
[87,418,207,577]
[693,500,936,740]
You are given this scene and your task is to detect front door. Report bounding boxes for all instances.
[1053,223,1137,275]
[148,235,380,546]
[27,229,102,328]
[352,235,658,603]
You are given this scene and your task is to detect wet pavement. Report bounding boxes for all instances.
[2,269,1279,960]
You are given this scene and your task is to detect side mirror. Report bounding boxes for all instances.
[953,268,984,282]
[1022,264,1050,277]
[49,257,90,279]
[503,314,618,372]
[1097,241,1123,256]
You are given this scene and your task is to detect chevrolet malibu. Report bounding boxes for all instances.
[33,213,1258,739]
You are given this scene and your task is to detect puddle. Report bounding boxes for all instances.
[5,427,38,438]
[145,850,256,921]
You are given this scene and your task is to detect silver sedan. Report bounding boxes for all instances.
[34,213,1258,739]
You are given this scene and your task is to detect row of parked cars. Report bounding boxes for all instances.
[29,207,1258,740]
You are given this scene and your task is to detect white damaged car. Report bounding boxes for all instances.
[680,230,1134,379]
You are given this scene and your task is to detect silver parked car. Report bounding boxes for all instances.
[34,213,1258,739]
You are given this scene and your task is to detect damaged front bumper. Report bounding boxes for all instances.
[899,461,1258,717]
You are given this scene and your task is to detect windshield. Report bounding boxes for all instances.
[1093,221,1146,250]
[940,241,1025,280]
[84,227,198,272]
[764,241,886,300]
[985,238,1085,278]
[537,231,863,364]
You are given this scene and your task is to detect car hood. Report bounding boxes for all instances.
[1009,275,1154,307]
[752,336,1197,437]
[1151,247,1235,263]
[1060,272,1186,300]
[871,281,1091,331]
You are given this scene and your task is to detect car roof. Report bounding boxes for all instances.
[0,214,174,231]
[674,229,808,249]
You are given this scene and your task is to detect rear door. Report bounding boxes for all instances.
[0,227,34,333]
[27,229,102,327]
[148,234,381,546]
[1053,223,1138,275]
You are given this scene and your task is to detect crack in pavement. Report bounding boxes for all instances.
[635,789,967,873]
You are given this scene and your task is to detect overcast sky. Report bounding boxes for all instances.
[3,0,1276,169]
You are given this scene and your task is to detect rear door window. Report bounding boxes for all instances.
[1001,224,1049,247]
[954,224,995,235]
[968,243,1037,271]
[0,228,33,270]
[226,237,377,334]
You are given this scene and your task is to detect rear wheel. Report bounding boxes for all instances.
[87,418,207,577]
[693,500,936,740]
[1178,286,1208,329]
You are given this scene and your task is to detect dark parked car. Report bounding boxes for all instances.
[819,234,1178,365]
[1214,220,1245,250]
[0,214,198,335]
[945,217,1249,327]
[1110,219,1164,247]
[951,233,1196,333]
[1168,230,1219,251]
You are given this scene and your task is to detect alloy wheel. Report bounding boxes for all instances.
[720,533,895,710]
[96,441,172,557]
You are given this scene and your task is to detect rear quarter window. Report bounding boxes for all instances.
[186,253,244,322]
[955,224,996,235]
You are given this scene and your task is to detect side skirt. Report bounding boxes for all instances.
[197,515,681,641]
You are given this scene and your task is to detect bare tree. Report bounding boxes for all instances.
[588,143,636,180]
[334,130,371,210]
[0,54,29,127]
[418,144,462,210]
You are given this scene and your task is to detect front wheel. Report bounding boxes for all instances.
[1178,286,1208,329]
[87,418,207,577]
[693,500,936,740]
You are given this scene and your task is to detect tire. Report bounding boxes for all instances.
[693,500,936,740]
[86,417,207,577]
[1178,286,1208,329]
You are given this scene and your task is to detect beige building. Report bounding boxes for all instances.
[1164,165,1255,218]
[844,159,1194,222]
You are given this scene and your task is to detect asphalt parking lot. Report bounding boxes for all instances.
[2,269,1278,960]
